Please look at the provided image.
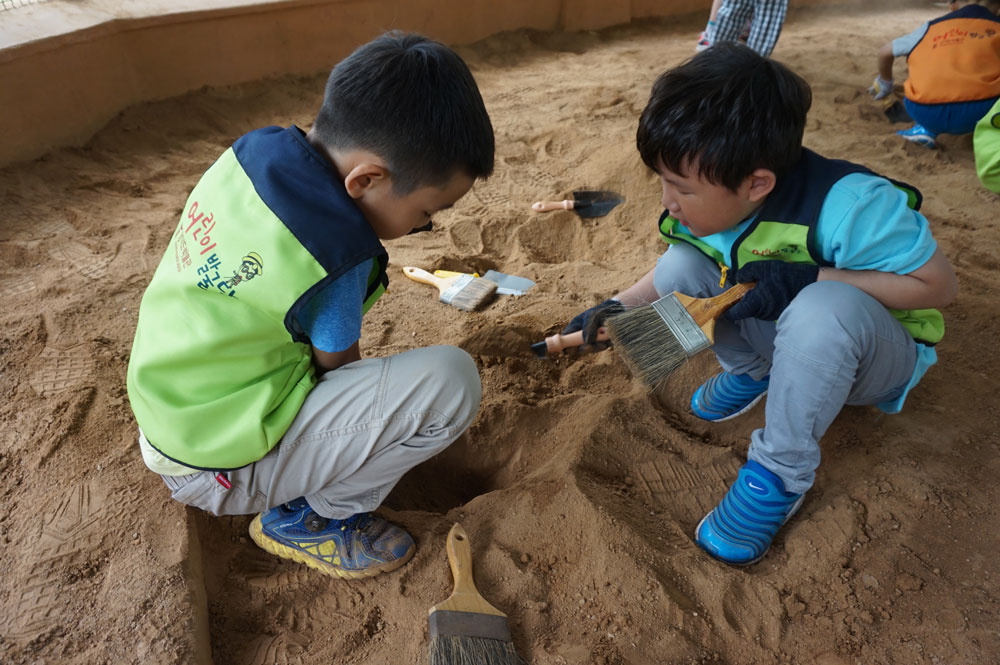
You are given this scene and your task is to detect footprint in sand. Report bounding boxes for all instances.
[29,345,94,397]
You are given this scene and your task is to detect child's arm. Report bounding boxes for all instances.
[876,42,895,83]
[817,248,957,310]
[312,341,361,374]
[612,267,660,306]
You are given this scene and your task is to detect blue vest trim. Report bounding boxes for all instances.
[232,126,389,342]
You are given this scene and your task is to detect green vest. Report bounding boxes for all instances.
[974,97,1000,194]
[127,127,388,470]
[658,149,944,345]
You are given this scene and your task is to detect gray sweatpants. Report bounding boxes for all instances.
[653,243,918,494]
[160,345,481,519]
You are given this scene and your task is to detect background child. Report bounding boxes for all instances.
[562,43,957,566]
[868,0,1000,148]
[974,97,1000,191]
[696,0,788,56]
[126,32,495,579]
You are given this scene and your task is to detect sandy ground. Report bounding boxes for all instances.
[2,4,1000,664]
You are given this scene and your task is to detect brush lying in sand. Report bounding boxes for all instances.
[428,523,524,665]
[530,328,610,356]
[403,266,498,311]
[605,283,754,388]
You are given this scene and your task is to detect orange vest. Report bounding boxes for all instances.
[904,4,1000,105]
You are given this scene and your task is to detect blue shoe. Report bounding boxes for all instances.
[695,460,804,565]
[691,371,769,422]
[896,124,937,148]
[249,498,415,579]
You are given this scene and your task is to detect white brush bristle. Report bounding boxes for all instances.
[441,276,498,311]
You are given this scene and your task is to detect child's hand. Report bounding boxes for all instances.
[867,75,894,101]
[724,261,819,322]
[563,299,625,350]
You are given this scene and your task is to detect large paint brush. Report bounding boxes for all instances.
[403,267,498,311]
[427,523,524,665]
[605,283,754,388]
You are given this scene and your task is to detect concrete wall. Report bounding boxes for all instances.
[0,0,906,168]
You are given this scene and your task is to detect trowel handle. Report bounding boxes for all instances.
[532,200,575,212]
[534,327,609,355]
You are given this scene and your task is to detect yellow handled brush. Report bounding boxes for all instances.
[427,523,523,665]
[403,267,498,312]
[606,283,754,388]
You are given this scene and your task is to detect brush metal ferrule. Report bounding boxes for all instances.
[440,274,474,303]
[429,610,512,642]
[651,294,711,356]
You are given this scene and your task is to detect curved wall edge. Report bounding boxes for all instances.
[0,0,914,168]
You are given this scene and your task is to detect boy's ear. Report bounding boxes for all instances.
[746,168,777,203]
[343,162,390,199]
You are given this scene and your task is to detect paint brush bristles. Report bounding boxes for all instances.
[606,306,688,387]
[606,283,755,389]
[440,274,498,311]
[428,635,523,665]
[403,267,498,311]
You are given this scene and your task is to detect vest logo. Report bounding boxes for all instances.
[750,245,803,257]
[229,252,263,289]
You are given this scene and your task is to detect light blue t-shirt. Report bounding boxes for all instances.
[697,172,938,413]
[296,258,373,353]
[892,23,929,58]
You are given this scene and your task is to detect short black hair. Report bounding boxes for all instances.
[313,31,495,193]
[636,43,811,191]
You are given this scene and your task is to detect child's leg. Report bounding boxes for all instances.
[696,281,918,565]
[748,281,917,494]
[743,0,788,57]
[653,243,774,380]
[713,0,756,47]
[904,97,998,136]
[162,345,480,517]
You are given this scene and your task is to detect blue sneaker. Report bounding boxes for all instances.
[249,498,415,579]
[896,124,937,148]
[695,460,804,565]
[690,371,769,422]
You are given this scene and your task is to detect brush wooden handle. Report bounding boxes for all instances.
[430,523,506,617]
[402,266,453,294]
[674,282,755,342]
[531,200,575,212]
[540,327,610,353]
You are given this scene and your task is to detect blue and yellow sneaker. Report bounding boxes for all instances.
[249,498,415,579]
[691,371,769,422]
[695,460,804,565]
[896,124,937,148]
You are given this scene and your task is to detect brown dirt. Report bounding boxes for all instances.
[1,5,999,664]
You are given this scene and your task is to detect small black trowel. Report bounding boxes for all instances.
[882,96,912,124]
[531,190,624,219]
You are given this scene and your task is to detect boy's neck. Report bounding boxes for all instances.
[305,129,354,182]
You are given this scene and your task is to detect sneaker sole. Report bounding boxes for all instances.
[248,514,415,579]
[692,389,767,423]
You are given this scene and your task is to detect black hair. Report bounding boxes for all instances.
[313,31,495,193]
[636,43,812,191]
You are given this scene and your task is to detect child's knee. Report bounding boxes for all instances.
[419,345,482,423]
[653,245,720,297]
[778,281,877,351]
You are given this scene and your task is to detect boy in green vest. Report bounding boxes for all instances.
[561,43,957,566]
[126,32,495,578]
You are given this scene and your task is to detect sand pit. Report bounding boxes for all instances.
[2,4,999,664]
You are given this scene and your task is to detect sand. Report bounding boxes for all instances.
[2,4,999,664]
